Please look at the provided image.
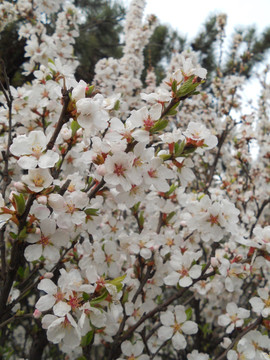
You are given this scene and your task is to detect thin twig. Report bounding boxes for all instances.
[214,316,263,360]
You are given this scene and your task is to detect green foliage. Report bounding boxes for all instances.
[143,25,186,84]
[0,22,26,87]
[74,0,125,82]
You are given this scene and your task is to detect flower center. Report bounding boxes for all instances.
[33,175,45,187]
[148,169,157,178]
[208,214,220,226]
[143,115,155,131]
[68,295,80,310]
[40,235,50,246]
[31,145,42,157]
[114,163,125,177]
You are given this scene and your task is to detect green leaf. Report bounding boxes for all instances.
[13,194,25,216]
[150,119,169,133]
[81,330,94,347]
[166,211,176,222]
[9,232,17,240]
[175,140,186,157]
[83,292,90,301]
[48,58,55,65]
[166,109,177,116]
[166,101,180,116]
[109,274,126,286]
[139,211,144,228]
[84,208,99,216]
[165,184,177,197]
[122,289,129,304]
[85,85,95,97]
[181,146,197,156]
[113,99,120,111]
[171,79,177,93]
[17,266,24,279]
[185,307,192,321]
[132,202,140,213]
[90,290,108,306]
[109,274,126,292]
[159,154,171,161]
[18,226,27,240]
[176,76,200,98]
[71,120,80,136]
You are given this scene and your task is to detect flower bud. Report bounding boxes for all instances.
[33,309,42,319]
[13,182,26,192]
[36,195,47,205]
[211,257,219,268]
[96,164,106,177]
[43,272,54,279]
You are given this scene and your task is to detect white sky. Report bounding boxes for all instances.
[143,0,270,41]
[124,0,270,107]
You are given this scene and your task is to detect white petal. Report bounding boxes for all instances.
[189,265,202,279]
[160,311,174,326]
[53,301,71,317]
[179,276,192,287]
[24,244,42,261]
[36,294,56,311]
[172,332,187,350]
[17,156,38,169]
[181,321,198,335]
[164,271,179,286]
[38,278,57,294]
[158,326,173,341]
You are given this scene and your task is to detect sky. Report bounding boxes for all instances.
[124,0,270,107]
[143,0,270,42]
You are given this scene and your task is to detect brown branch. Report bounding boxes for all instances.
[249,198,270,237]
[205,127,229,190]
[117,270,216,347]
[214,316,263,360]
[0,225,7,282]
[46,87,72,151]
[0,59,13,199]
[89,178,105,199]
[0,312,33,330]
[0,194,35,319]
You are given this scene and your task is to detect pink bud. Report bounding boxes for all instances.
[77,128,83,137]
[37,195,47,205]
[211,257,219,268]
[61,127,72,141]
[220,337,231,349]
[96,164,106,177]
[43,272,53,279]
[33,309,42,319]
[13,182,26,192]
[9,191,16,202]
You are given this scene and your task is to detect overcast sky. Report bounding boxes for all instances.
[123,0,270,106]
[143,0,270,41]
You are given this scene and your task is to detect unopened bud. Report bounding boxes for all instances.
[33,309,42,319]
[96,164,106,177]
[220,337,231,349]
[43,272,54,279]
[13,182,25,192]
[211,257,219,268]
[37,196,47,205]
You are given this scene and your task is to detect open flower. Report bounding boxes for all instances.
[218,302,250,333]
[158,305,198,350]
[10,130,59,169]
[22,168,53,192]
[24,218,69,263]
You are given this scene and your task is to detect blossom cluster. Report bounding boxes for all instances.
[0,0,269,359]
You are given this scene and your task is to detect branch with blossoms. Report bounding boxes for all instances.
[0,1,270,360]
